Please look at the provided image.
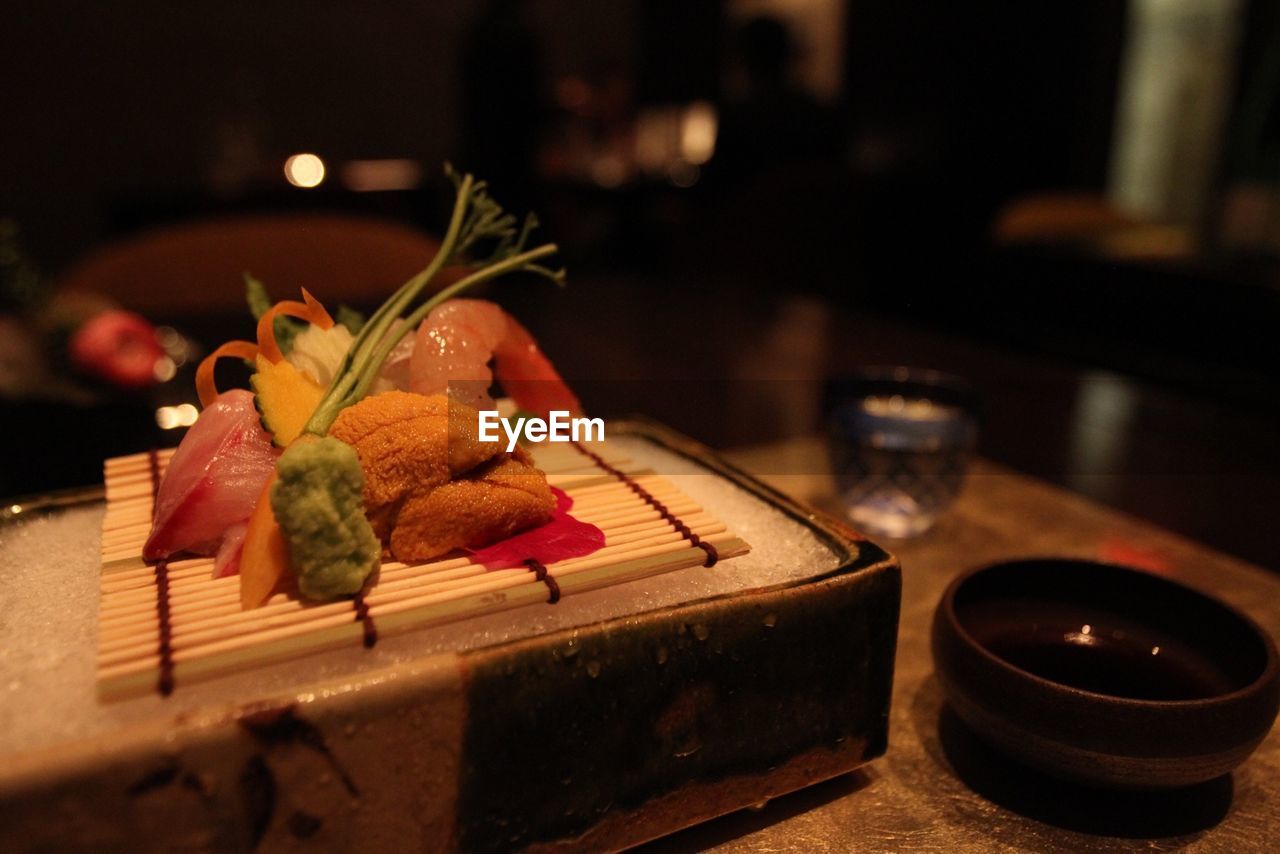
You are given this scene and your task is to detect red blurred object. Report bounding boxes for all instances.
[68,310,164,388]
[1098,536,1171,575]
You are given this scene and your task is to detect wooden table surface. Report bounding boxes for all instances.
[645,438,1280,853]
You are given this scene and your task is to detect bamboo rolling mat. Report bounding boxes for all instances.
[97,441,750,700]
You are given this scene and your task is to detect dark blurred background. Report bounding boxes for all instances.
[3,1,1279,569]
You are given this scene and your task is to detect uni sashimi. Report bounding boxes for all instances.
[142,166,605,609]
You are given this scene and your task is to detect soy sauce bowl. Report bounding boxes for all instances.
[931,559,1280,789]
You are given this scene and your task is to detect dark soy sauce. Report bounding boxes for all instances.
[962,597,1239,701]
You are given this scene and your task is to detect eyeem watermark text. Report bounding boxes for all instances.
[478,410,605,452]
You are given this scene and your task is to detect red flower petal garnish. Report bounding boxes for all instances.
[468,487,605,570]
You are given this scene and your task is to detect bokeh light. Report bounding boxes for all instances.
[283,153,326,188]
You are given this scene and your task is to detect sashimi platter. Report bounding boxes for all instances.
[2,169,901,852]
[98,169,749,698]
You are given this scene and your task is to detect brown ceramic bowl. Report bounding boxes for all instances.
[931,559,1280,789]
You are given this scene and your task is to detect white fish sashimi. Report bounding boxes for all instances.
[142,389,278,562]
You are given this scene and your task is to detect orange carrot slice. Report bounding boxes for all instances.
[256,288,335,364]
[239,468,289,609]
[195,340,259,408]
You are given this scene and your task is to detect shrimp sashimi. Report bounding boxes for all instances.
[143,389,278,563]
[408,299,581,417]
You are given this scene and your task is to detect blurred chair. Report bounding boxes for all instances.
[994,193,1195,259]
[57,214,449,317]
[993,193,1135,245]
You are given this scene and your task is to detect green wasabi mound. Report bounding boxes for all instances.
[271,436,380,601]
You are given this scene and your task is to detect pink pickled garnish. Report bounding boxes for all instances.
[468,487,605,570]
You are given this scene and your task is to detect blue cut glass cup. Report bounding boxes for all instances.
[825,368,977,538]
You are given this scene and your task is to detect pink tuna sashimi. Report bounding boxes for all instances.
[467,487,605,570]
[142,389,278,562]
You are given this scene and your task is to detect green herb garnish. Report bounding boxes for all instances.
[301,165,563,436]
[334,304,366,335]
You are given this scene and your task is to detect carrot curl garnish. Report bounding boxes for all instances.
[196,340,259,407]
[256,288,335,364]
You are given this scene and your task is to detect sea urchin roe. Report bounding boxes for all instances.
[388,452,554,562]
[270,437,380,601]
[329,391,505,538]
[329,391,556,562]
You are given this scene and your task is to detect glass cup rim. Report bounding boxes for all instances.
[823,366,979,420]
